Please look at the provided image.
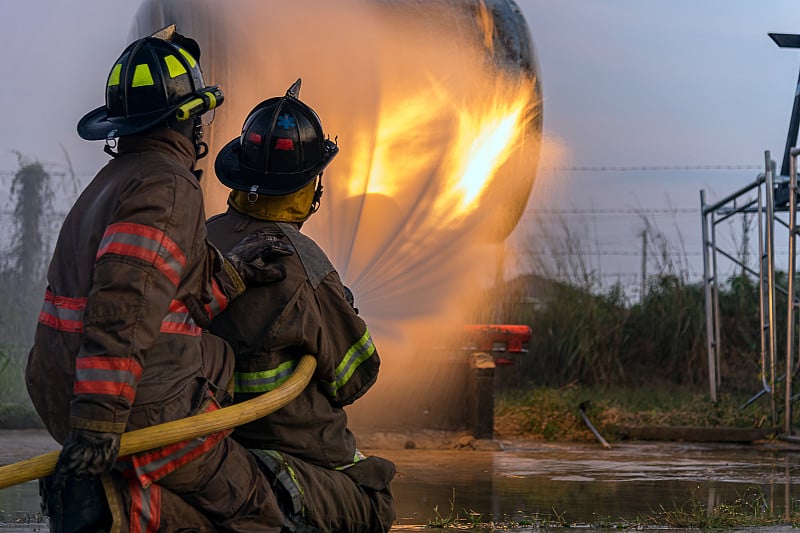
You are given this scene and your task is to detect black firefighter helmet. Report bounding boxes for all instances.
[77,29,222,141]
[215,79,339,196]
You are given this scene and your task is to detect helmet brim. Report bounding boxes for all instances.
[77,105,175,141]
[215,137,338,196]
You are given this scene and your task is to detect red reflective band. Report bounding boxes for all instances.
[99,242,182,286]
[129,400,230,486]
[74,380,136,403]
[128,477,161,533]
[44,290,87,310]
[97,222,187,286]
[160,300,201,336]
[204,278,229,318]
[274,138,294,151]
[74,356,143,403]
[38,311,84,333]
[247,131,263,144]
[76,356,144,376]
[38,290,86,332]
[159,321,201,336]
[159,323,201,336]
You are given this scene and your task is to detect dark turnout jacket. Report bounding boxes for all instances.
[207,211,380,468]
[25,128,243,485]
[207,210,395,532]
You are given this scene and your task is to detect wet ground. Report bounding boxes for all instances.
[2,430,800,531]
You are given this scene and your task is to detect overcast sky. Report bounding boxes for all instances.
[2,1,800,291]
[517,1,800,289]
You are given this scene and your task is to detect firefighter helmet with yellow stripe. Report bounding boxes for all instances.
[77,35,222,140]
[215,79,338,196]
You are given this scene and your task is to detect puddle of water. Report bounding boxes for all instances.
[3,431,800,531]
[387,441,800,528]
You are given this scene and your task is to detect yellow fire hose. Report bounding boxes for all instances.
[0,355,316,490]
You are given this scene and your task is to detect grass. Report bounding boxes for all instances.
[643,487,777,529]
[424,485,800,530]
[494,383,776,443]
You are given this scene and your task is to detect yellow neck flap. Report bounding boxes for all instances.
[228,180,316,222]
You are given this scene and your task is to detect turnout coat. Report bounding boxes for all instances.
[208,210,396,532]
[24,129,288,533]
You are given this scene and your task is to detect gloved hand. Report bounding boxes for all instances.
[54,429,121,489]
[224,229,294,286]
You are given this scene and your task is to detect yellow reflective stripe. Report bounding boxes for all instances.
[163,54,187,78]
[206,91,217,109]
[234,360,297,393]
[324,329,375,396]
[335,450,367,471]
[262,450,305,498]
[107,64,122,87]
[178,47,197,68]
[131,64,154,87]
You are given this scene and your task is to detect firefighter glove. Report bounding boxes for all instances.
[224,229,294,286]
[54,429,121,489]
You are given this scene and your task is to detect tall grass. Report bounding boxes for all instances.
[0,155,56,405]
[475,210,764,394]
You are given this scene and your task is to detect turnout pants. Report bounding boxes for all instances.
[41,334,286,533]
[252,450,396,533]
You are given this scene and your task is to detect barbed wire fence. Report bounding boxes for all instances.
[511,163,776,299]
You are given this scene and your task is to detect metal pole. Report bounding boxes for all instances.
[711,208,722,391]
[701,190,717,401]
[785,148,800,434]
[780,66,800,178]
[765,152,778,425]
[758,178,768,396]
[640,230,647,302]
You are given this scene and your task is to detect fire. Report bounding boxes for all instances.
[349,75,536,228]
[440,80,534,222]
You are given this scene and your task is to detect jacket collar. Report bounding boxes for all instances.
[117,127,196,169]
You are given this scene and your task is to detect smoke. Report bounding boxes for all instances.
[132,0,541,430]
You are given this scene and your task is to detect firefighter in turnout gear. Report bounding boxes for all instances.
[207,80,396,532]
[25,29,290,532]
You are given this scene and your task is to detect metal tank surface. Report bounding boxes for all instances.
[130,0,543,433]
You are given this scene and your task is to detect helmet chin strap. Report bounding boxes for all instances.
[193,118,209,160]
[103,137,119,158]
[309,174,324,215]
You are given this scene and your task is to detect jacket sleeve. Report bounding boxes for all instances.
[69,171,206,434]
[314,273,381,407]
[181,243,246,329]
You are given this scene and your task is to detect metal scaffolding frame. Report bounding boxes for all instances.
[784,148,800,434]
[699,33,800,433]
[700,152,780,413]
[700,150,800,435]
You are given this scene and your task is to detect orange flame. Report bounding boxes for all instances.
[348,75,536,229]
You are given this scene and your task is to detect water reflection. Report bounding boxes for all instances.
[3,431,800,530]
[387,442,800,527]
